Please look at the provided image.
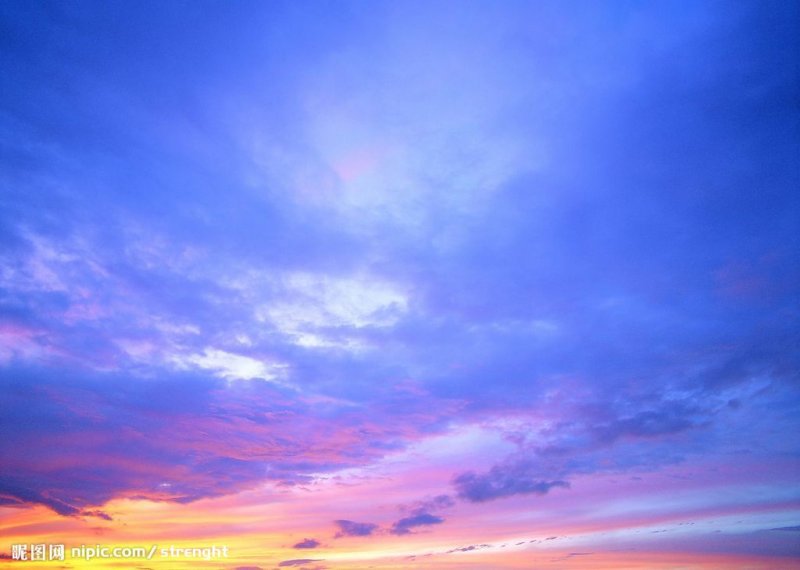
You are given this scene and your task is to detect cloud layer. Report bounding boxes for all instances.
[0,0,798,566]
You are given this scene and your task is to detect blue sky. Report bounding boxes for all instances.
[1,1,798,568]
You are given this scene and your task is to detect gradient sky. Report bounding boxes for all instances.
[1,1,799,569]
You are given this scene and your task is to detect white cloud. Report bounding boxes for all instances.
[173,348,288,382]
[258,272,408,350]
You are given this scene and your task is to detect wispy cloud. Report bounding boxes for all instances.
[278,560,323,568]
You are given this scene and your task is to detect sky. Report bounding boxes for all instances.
[0,1,798,569]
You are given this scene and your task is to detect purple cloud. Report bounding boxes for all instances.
[390,513,445,535]
[81,509,113,521]
[292,538,320,549]
[770,526,800,532]
[453,469,569,503]
[0,365,451,516]
[402,494,455,514]
[333,520,378,538]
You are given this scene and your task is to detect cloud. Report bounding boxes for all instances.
[390,513,445,535]
[453,467,569,503]
[447,544,492,554]
[447,390,726,504]
[0,476,84,517]
[0,364,449,516]
[769,526,800,532]
[277,560,323,567]
[593,406,701,444]
[333,519,378,538]
[551,552,594,562]
[172,348,288,383]
[402,494,455,514]
[292,538,320,549]
[81,509,113,521]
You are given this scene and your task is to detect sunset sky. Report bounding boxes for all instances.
[1,1,798,569]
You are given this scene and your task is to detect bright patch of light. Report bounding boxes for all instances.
[258,272,408,350]
[173,348,288,382]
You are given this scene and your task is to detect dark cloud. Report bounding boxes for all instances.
[0,476,83,517]
[0,365,447,516]
[594,407,699,443]
[390,513,444,535]
[449,391,726,503]
[333,519,378,538]
[453,466,569,503]
[769,526,800,532]
[292,538,320,549]
[551,552,594,562]
[81,509,113,521]
[277,560,323,568]
[446,544,492,554]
